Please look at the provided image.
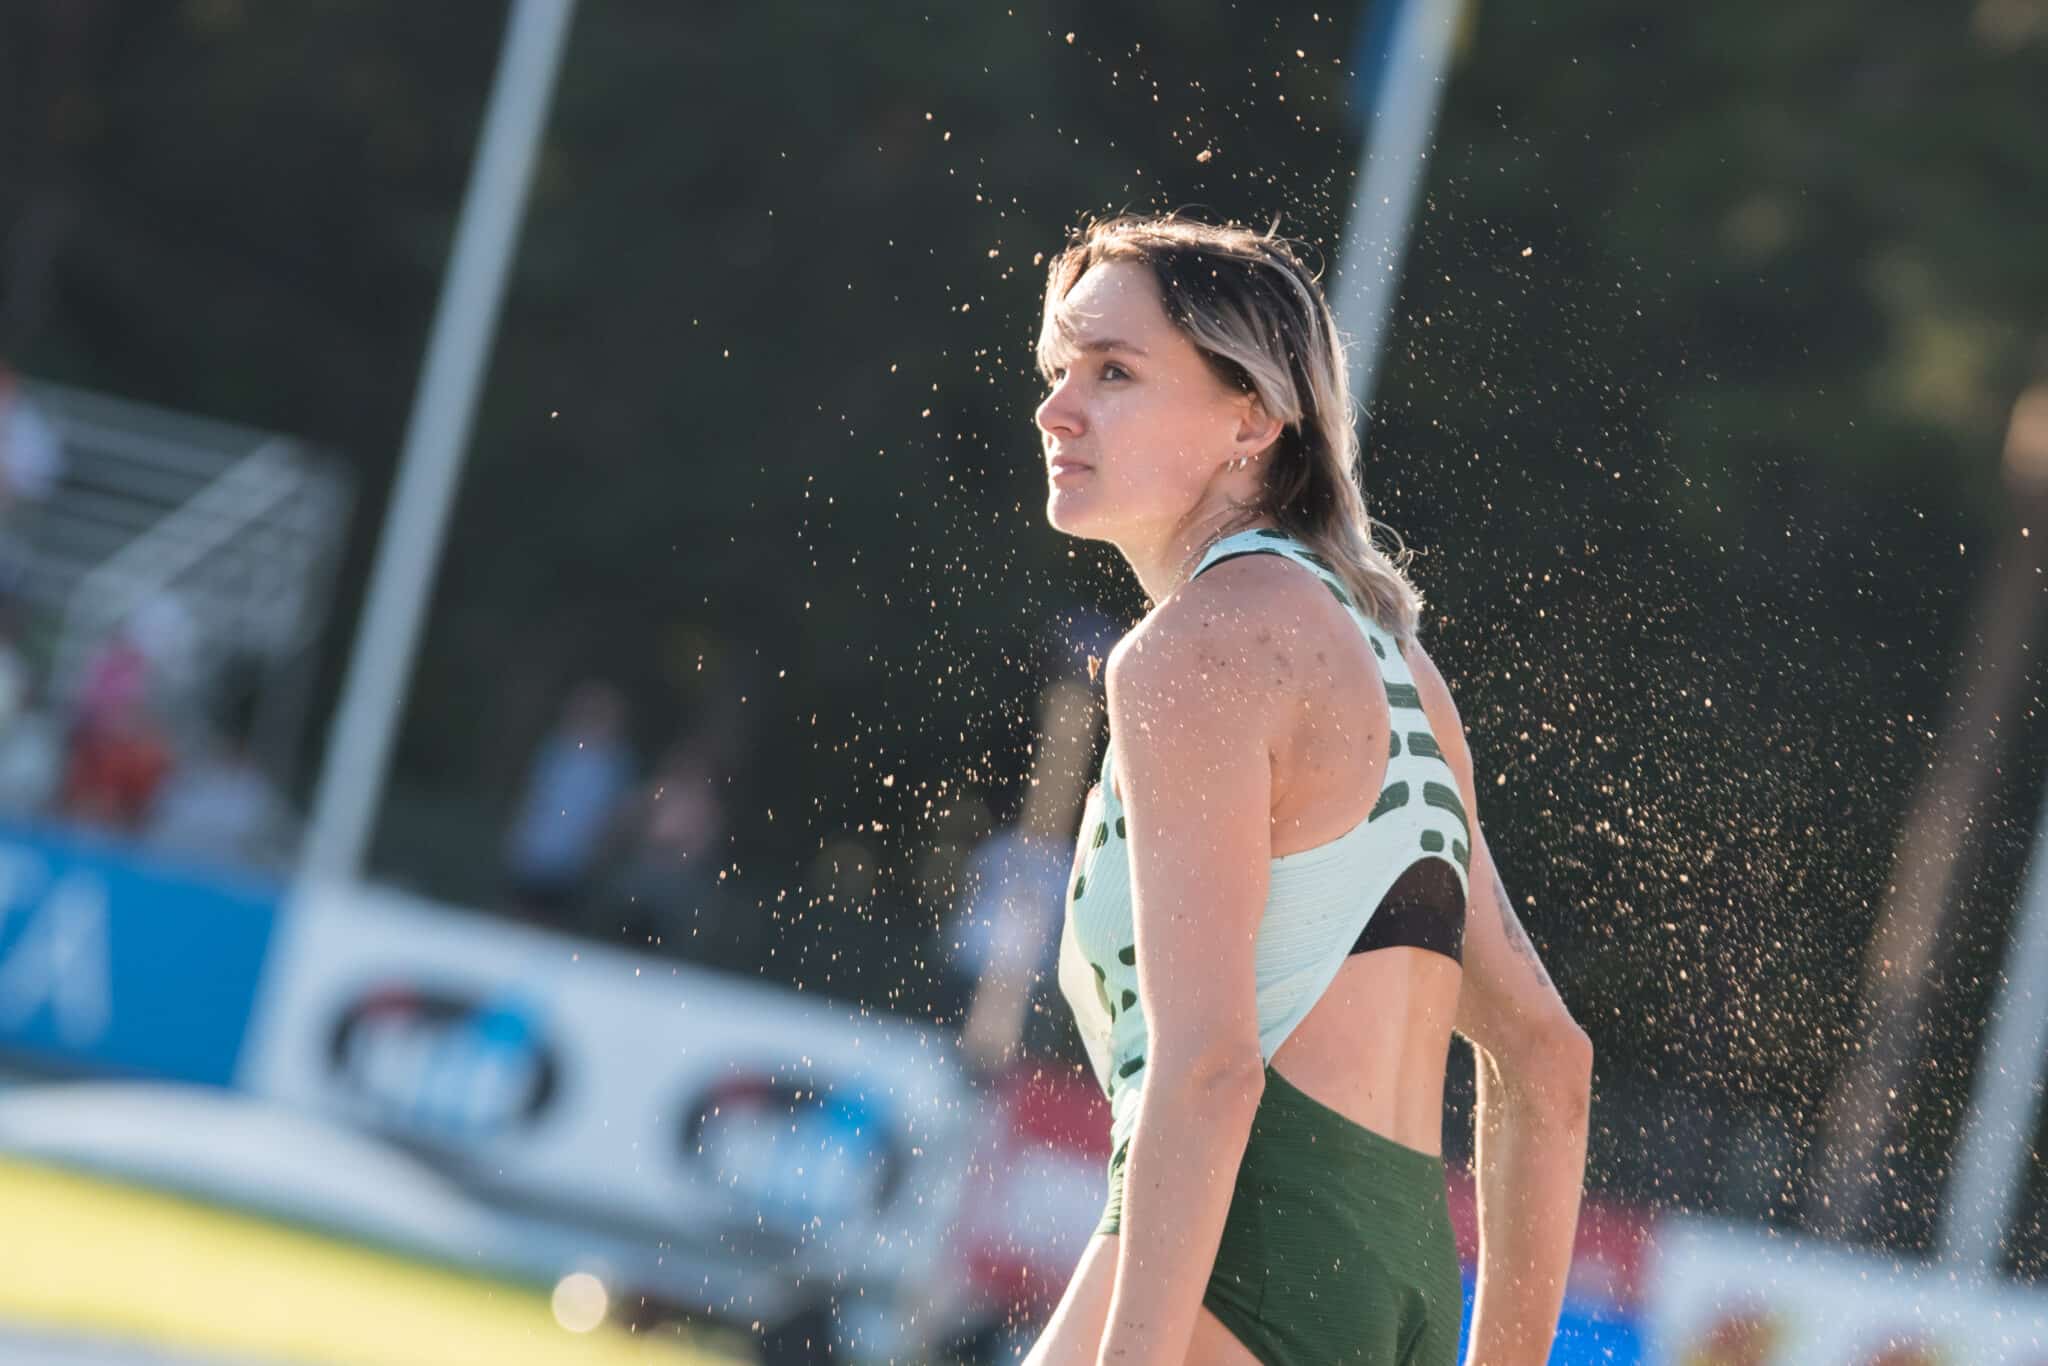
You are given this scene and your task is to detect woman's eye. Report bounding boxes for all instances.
[1101,362,1129,381]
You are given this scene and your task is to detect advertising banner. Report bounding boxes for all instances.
[1646,1216,2048,1364]
[0,820,278,1086]
[238,880,972,1316]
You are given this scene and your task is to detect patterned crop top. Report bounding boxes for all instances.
[1054,528,1473,1156]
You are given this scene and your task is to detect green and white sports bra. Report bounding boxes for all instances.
[1055,528,1473,1154]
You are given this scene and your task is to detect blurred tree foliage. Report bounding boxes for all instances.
[4,0,2046,1256]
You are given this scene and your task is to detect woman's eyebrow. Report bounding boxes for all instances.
[1070,337,1148,356]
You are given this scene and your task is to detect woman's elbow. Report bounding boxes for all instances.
[1557,1021,1594,1091]
[1151,1037,1267,1108]
[1483,1015,1592,1114]
[1537,1020,1594,1114]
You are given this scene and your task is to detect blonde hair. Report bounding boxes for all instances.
[1037,213,1425,640]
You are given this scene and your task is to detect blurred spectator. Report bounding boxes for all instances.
[502,679,636,919]
[585,737,739,962]
[922,609,1123,1358]
[75,593,200,733]
[60,698,172,833]
[125,590,201,713]
[76,624,150,730]
[1043,603,1122,691]
[145,723,297,873]
[948,791,1076,1061]
[949,607,1120,1071]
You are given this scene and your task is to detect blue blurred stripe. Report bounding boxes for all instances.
[1456,1276,1645,1365]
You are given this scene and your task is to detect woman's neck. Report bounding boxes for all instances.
[1127,506,1278,607]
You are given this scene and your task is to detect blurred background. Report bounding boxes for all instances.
[0,1,2045,1362]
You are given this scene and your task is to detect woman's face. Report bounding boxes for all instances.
[1035,260,1251,543]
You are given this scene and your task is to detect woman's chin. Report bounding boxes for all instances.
[1046,490,1102,536]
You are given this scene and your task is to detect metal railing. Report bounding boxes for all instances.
[13,378,350,784]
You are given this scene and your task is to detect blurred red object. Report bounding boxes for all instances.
[62,708,171,831]
[951,1059,1112,1322]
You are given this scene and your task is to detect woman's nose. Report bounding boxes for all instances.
[1036,380,1082,438]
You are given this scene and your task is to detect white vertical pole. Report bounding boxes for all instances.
[1939,778,2048,1270]
[302,0,578,882]
[1330,0,1463,421]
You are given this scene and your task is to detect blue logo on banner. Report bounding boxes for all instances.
[326,988,559,1141]
[0,822,279,1086]
[681,1075,904,1241]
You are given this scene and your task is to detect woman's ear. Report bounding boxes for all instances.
[1232,393,1286,463]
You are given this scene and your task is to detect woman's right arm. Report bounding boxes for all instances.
[1409,646,1593,1366]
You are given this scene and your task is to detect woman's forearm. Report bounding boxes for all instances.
[1466,1033,1592,1366]
[1098,1058,1264,1364]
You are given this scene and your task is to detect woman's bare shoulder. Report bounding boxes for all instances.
[1143,550,1346,650]
[1107,552,1333,731]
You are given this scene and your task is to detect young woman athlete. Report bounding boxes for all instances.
[1023,215,1593,1366]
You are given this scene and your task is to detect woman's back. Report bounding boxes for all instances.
[1059,529,1473,1160]
[1262,579,1471,1157]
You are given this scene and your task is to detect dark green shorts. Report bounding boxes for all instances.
[1097,1064,1462,1365]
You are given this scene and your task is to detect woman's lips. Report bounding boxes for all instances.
[1049,458,1091,481]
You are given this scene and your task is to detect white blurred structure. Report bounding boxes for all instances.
[1648,1216,2047,1363]
[1331,0,1467,418]
[12,377,349,786]
[304,0,578,883]
[1940,775,2048,1271]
